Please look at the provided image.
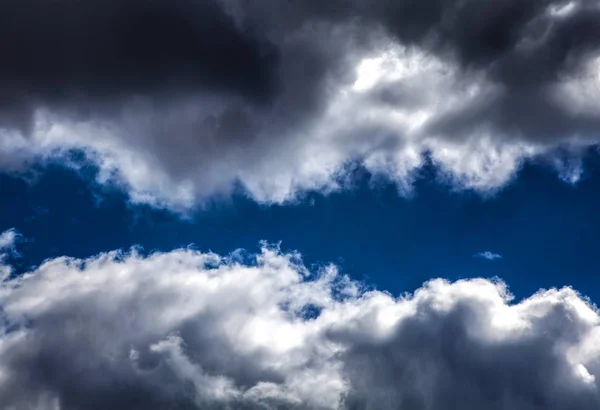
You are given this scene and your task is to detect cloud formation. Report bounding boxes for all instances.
[1,0,600,208]
[0,229,19,281]
[0,245,599,409]
[0,229,18,252]
[474,251,503,260]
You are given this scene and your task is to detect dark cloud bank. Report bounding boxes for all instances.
[1,0,600,207]
[0,238,599,409]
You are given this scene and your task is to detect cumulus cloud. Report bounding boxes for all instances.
[1,0,600,209]
[0,245,598,409]
[474,251,503,260]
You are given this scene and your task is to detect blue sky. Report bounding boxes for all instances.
[3,151,600,302]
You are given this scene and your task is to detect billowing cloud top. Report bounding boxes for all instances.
[0,246,598,409]
[2,0,600,208]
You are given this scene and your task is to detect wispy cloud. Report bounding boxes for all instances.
[0,229,18,251]
[473,251,502,261]
[0,229,20,281]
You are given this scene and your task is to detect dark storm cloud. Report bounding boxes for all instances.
[241,0,600,140]
[420,2,600,144]
[0,0,278,128]
[237,0,600,74]
[3,0,599,126]
[1,0,600,206]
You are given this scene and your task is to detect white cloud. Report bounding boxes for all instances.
[474,251,503,261]
[0,229,17,252]
[0,245,598,409]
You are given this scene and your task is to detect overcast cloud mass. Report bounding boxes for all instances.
[1,0,600,208]
[0,238,597,409]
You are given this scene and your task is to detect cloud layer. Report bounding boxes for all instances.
[2,0,600,208]
[0,245,598,409]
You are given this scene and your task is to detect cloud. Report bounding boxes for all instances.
[0,229,18,252]
[0,245,598,409]
[0,229,19,282]
[474,251,503,260]
[2,0,600,209]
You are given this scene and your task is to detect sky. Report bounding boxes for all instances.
[2,0,600,409]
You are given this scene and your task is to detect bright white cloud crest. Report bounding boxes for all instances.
[0,245,598,409]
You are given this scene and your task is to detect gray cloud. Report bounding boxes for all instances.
[1,0,600,208]
[0,246,598,409]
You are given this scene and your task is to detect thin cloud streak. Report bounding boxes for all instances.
[474,251,503,260]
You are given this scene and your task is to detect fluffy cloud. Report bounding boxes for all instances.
[0,245,598,409]
[1,0,600,209]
